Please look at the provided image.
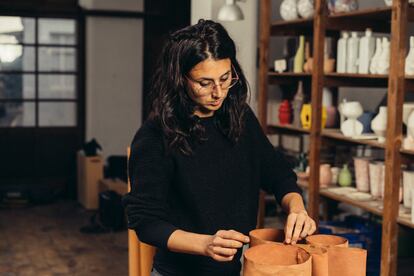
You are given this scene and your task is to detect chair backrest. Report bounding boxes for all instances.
[127,147,156,276]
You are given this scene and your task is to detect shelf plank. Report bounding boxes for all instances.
[324,73,388,87]
[297,181,414,229]
[267,124,310,134]
[271,18,313,36]
[268,71,311,84]
[322,129,385,148]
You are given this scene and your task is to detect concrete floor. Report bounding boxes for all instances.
[0,201,128,276]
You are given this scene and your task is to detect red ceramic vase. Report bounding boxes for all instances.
[279,100,292,125]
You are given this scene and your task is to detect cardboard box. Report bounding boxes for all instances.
[77,151,104,209]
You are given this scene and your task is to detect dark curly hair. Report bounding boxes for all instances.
[148,19,250,156]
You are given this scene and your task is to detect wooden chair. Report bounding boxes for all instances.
[127,147,156,276]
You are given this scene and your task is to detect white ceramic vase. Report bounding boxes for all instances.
[384,0,392,6]
[371,106,387,143]
[403,170,414,208]
[377,37,390,75]
[297,0,314,19]
[280,0,298,21]
[369,38,382,74]
[358,28,375,74]
[405,36,414,76]
[340,101,364,137]
[369,161,383,198]
[337,31,348,73]
[346,32,359,74]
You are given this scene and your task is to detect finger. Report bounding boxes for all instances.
[300,218,313,238]
[212,246,238,257]
[212,254,234,262]
[217,230,250,244]
[284,213,297,244]
[213,236,244,249]
[291,214,306,244]
[309,220,317,235]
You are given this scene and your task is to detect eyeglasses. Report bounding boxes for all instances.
[186,65,240,96]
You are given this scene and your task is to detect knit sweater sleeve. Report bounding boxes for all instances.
[122,121,178,249]
[245,106,302,205]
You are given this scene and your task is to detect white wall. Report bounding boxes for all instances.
[80,0,144,159]
[191,0,259,112]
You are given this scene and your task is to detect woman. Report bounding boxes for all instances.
[123,20,316,276]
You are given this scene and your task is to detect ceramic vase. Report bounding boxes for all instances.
[369,160,383,198]
[384,0,392,6]
[297,0,314,19]
[371,106,387,143]
[403,170,414,208]
[338,164,352,187]
[320,164,332,188]
[358,28,375,74]
[405,36,414,76]
[377,37,390,75]
[300,104,327,129]
[336,31,348,73]
[292,81,304,127]
[407,110,414,138]
[274,59,287,73]
[357,111,374,133]
[369,38,382,74]
[280,0,298,21]
[278,100,292,125]
[331,167,340,185]
[294,36,305,73]
[346,32,359,73]
[354,157,370,192]
[340,101,364,137]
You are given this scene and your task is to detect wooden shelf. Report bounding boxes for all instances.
[267,124,310,134]
[271,18,313,36]
[268,71,311,84]
[298,181,414,229]
[321,129,385,148]
[324,73,388,87]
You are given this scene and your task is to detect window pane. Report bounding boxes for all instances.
[0,46,35,71]
[38,47,76,72]
[39,102,76,126]
[0,17,35,44]
[39,18,76,45]
[0,102,35,127]
[39,74,76,99]
[0,74,35,99]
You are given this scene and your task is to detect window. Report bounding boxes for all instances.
[0,17,78,127]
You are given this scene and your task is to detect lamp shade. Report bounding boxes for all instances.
[217,0,244,21]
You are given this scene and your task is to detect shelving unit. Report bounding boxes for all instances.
[258,1,412,275]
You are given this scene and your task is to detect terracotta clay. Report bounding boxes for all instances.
[249,228,285,247]
[243,243,312,276]
[245,229,367,276]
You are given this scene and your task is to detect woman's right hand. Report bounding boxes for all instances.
[203,229,250,262]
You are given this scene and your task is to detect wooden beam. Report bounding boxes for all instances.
[308,0,327,223]
[381,1,408,276]
[257,0,271,229]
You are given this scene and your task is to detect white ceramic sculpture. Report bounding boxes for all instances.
[405,36,414,76]
[371,106,387,143]
[358,28,375,74]
[337,31,348,73]
[377,37,390,75]
[297,0,314,19]
[340,101,364,137]
[280,0,299,21]
[346,32,359,74]
[369,38,382,74]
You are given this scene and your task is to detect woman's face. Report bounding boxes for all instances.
[187,58,232,118]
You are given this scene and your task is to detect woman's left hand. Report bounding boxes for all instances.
[284,210,317,245]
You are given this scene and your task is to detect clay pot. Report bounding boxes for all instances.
[354,157,370,192]
[320,164,332,188]
[306,234,349,248]
[243,243,312,276]
[324,58,336,73]
[369,161,383,198]
[249,228,285,247]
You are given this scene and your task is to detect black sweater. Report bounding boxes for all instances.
[122,106,301,276]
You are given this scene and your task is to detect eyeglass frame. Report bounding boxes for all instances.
[185,64,240,95]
